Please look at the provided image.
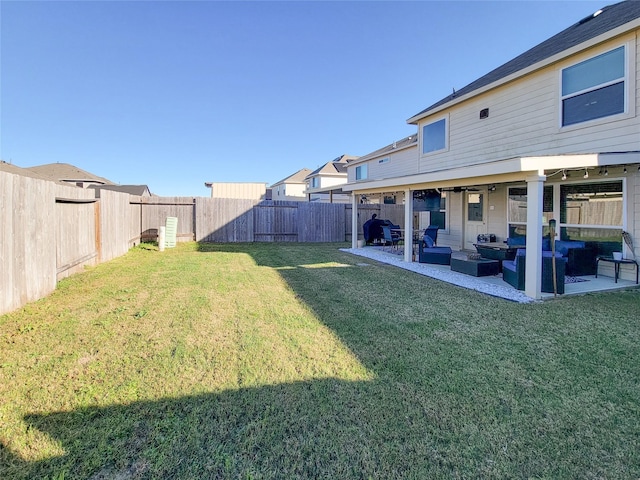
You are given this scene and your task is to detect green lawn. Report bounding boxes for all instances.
[1,242,639,479]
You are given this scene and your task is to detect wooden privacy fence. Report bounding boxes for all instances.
[194,199,404,243]
[1,169,405,314]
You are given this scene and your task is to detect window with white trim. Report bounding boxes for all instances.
[355,164,367,180]
[560,181,624,255]
[422,118,447,154]
[310,177,320,188]
[561,46,625,126]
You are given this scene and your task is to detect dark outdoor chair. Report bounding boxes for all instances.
[382,225,403,251]
[424,225,439,246]
[502,249,566,294]
[418,224,451,264]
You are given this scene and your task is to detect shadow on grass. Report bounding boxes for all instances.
[3,243,638,478]
[6,378,443,479]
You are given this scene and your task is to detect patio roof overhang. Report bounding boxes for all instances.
[342,152,640,195]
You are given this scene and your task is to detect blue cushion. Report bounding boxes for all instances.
[502,260,517,272]
[424,235,434,248]
[542,238,551,251]
[507,237,526,247]
[554,240,585,256]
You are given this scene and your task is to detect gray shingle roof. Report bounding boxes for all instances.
[89,184,152,196]
[27,162,115,185]
[354,134,418,164]
[307,155,358,177]
[409,0,640,122]
[271,168,313,187]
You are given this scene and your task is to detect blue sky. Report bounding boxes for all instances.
[1,0,618,197]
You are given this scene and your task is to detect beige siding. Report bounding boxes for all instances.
[436,191,464,249]
[418,34,639,173]
[320,176,346,188]
[348,146,419,183]
[486,186,509,241]
[210,182,266,200]
[369,146,419,179]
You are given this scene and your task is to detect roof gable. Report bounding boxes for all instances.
[28,162,115,185]
[409,0,640,122]
[271,168,313,187]
[307,155,358,177]
[353,134,417,164]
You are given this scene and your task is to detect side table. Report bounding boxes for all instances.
[595,256,639,284]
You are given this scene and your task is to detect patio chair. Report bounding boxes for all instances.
[382,225,403,251]
[502,249,566,294]
[417,229,450,265]
[424,225,439,246]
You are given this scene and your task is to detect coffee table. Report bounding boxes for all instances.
[450,257,500,277]
[474,242,518,262]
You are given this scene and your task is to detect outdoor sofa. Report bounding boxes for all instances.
[502,248,566,294]
[507,237,596,276]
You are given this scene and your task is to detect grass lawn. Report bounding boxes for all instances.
[1,242,639,479]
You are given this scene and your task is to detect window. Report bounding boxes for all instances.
[467,193,484,222]
[431,191,447,230]
[560,181,623,255]
[561,46,625,126]
[310,177,320,188]
[422,118,447,154]
[560,181,622,226]
[355,164,367,180]
[413,190,446,229]
[508,186,554,224]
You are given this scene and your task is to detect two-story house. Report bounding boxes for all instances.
[271,168,313,201]
[304,154,358,203]
[344,1,640,299]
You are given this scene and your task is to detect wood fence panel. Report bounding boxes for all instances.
[297,203,345,242]
[137,197,195,242]
[98,189,134,262]
[346,205,381,241]
[253,201,299,242]
[379,204,406,227]
[195,198,256,242]
[0,172,58,314]
[55,184,99,280]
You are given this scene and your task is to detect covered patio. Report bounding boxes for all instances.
[342,245,638,303]
[346,152,640,300]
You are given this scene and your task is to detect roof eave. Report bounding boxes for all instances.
[407,17,640,125]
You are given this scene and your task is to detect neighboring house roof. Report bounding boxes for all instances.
[307,155,358,178]
[271,168,313,187]
[89,184,152,196]
[0,160,50,180]
[351,134,418,165]
[408,0,640,123]
[27,162,115,186]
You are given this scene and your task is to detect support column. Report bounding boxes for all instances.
[525,174,545,299]
[404,189,413,262]
[351,193,359,249]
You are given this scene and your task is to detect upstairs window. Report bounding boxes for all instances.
[561,46,625,126]
[355,164,368,180]
[422,118,447,154]
[310,177,320,188]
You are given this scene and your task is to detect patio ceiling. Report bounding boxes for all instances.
[343,152,640,195]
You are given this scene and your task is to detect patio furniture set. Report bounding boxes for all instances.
[415,230,638,290]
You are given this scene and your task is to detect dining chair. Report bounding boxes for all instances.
[382,225,403,251]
